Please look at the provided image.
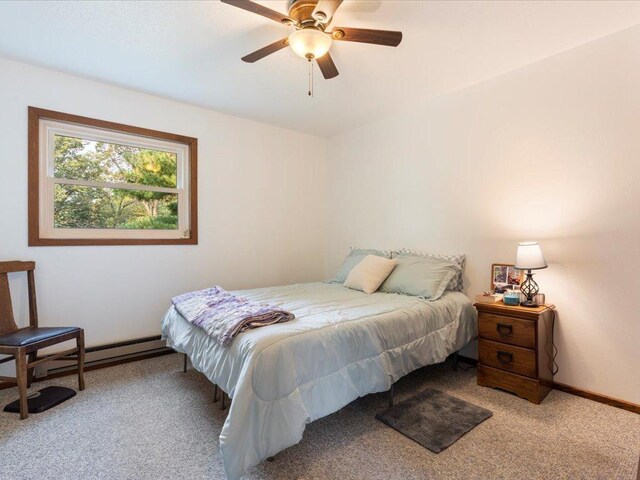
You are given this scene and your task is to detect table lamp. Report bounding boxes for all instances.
[515,241,547,307]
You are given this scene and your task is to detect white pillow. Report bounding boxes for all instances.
[344,255,397,294]
[330,248,393,283]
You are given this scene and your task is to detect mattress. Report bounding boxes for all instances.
[161,282,477,479]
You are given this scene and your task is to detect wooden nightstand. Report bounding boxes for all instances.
[476,301,556,404]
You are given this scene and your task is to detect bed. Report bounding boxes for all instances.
[162,281,476,480]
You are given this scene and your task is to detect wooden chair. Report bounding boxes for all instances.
[0,261,85,419]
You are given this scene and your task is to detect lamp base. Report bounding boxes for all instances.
[520,300,539,308]
[519,270,540,308]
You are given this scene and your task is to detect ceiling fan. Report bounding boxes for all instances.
[221,0,403,82]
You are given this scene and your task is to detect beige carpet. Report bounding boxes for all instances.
[1,354,638,480]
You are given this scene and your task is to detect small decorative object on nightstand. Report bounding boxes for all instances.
[476,301,556,404]
[503,288,520,306]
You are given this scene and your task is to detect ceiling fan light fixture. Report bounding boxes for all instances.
[288,28,332,59]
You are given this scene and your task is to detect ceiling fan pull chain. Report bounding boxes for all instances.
[308,57,313,97]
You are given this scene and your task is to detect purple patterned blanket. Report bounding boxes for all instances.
[171,286,295,347]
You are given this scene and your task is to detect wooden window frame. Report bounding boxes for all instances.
[28,107,198,246]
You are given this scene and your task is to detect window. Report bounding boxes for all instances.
[28,107,197,246]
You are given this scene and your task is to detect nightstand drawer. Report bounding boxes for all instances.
[478,313,535,349]
[478,339,536,378]
[477,365,545,404]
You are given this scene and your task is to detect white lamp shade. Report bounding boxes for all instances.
[289,29,332,59]
[515,241,547,270]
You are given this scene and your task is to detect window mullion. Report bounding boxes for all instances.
[52,177,180,195]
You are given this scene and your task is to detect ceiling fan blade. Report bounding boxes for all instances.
[221,0,293,25]
[312,0,343,23]
[241,37,289,63]
[316,52,339,79]
[330,27,402,47]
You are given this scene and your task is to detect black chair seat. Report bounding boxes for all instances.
[0,327,80,347]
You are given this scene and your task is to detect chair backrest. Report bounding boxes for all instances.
[0,261,37,336]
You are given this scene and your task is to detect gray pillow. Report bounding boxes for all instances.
[398,249,466,292]
[331,248,392,284]
[379,254,461,300]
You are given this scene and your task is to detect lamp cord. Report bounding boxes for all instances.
[546,308,559,375]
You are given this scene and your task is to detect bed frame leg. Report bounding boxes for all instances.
[183,353,188,373]
[388,383,395,408]
[214,384,219,403]
[452,351,459,372]
[267,456,275,462]
[220,391,231,411]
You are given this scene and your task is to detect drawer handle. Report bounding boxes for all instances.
[497,351,514,364]
[496,323,513,336]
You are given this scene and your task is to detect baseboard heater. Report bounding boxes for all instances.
[35,336,172,379]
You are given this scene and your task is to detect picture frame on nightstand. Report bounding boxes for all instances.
[491,263,524,293]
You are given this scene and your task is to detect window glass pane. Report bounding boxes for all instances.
[54,184,178,230]
[53,135,178,188]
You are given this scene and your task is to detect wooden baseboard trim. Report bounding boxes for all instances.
[553,381,640,415]
[84,335,163,353]
[459,355,638,414]
[0,349,176,391]
[44,348,175,381]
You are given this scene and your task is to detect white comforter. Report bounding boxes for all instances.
[161,282,476,479]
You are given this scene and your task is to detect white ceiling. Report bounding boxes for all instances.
[1,1,639,136]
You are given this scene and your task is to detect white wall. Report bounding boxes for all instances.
[325,26,640,404]
[0,58,327,350]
